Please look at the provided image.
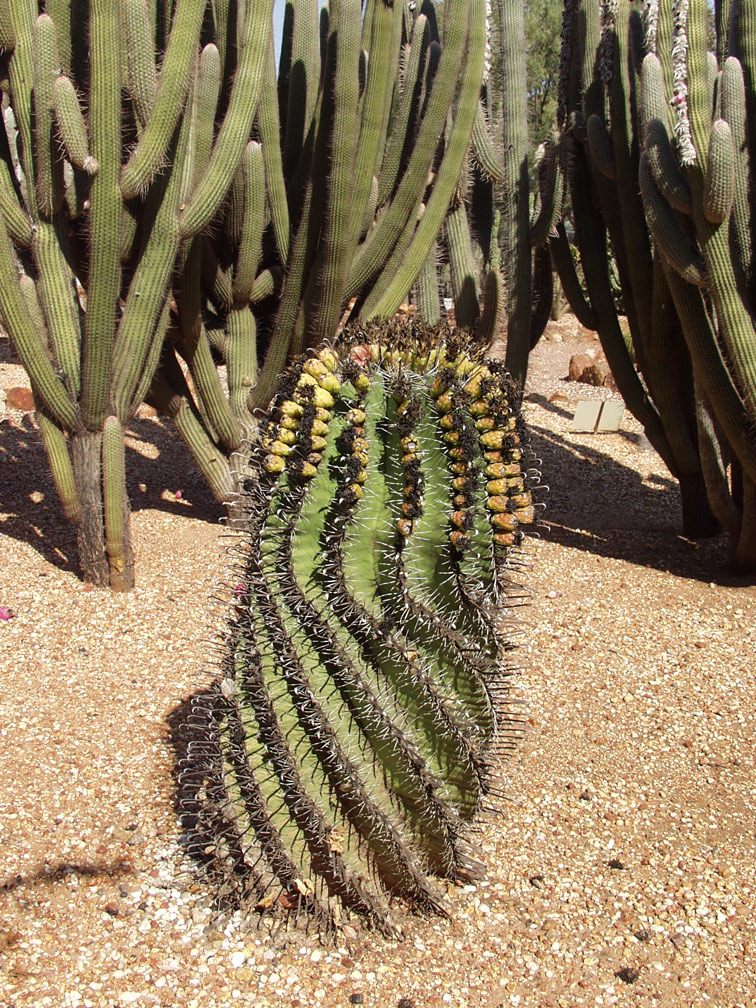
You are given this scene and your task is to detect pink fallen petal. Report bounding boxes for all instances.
[0,606,15,620]
[546,590,562,599]
[174,489,183,499]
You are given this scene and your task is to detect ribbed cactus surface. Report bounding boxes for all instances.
[189,322,538,935]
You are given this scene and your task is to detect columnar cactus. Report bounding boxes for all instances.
[0,1,495,588]
[551,0,718,539]
[188,321,539,933]
[0,0,274,587]
[637,0,756,570]
[553,0,756,568]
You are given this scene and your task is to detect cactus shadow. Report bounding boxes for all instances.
[164,692,213,857]
[0,411,223,574]
[526,411,739,585]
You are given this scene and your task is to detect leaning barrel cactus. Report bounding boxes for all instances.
[187,322,538,935]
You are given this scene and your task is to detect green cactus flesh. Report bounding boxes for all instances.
[192,323,538,933]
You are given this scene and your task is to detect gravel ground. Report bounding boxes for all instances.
[1,325,755,1008]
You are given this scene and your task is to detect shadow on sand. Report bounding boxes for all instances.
[524,393,744,586]
[0,411,223,574]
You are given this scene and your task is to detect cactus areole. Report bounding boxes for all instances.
[187,322,540,936]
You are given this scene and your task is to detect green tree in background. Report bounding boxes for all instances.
[525,0,563,145]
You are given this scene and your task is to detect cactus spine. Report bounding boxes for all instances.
[189,323,539,932]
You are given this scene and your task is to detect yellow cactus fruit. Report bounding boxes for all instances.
[263,454,286,473]
[491,512,517,531]
[303,358,329,380]
[317,347,339,371]
[475,417,496,432]
[514,505,535,523]
[485,495,510,513]
[347,407,366,426]
[493,531,516,547]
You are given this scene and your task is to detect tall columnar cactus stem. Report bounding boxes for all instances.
[119,0,205,200]
[638,0,756,568]
[83,0,121,433]
[102,415,134,592]
[6,2,505,588]
[553,0,718,539]
[494,0,532,387]
[189,322,539,931]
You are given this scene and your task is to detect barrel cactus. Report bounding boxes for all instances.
[186,322,539,936]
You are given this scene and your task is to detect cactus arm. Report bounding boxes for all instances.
[251,177,317,410]
[694,379,742,535]
[102,415,133,591]
[37,409,81,524]
[53,75,97,175]
[131,297,173,412]
[446,200,481,328]
[702,118,736,224]
[348,0,467,300]
[176,241,241,453]
[32,217,82,401]
[225,307,258,435]
[566,134,676,471]
[44,0,71,72]
[645,117,692,213]
[111,156,185,420]
[638,152,706,286]
[548,221,599,330]
[200,235,233,313]
[346,0,400,249]
[82,0,121,431]
[529,244,554,349]
[258,34,290,264]
[471,98,506,183]
[495,0,533,387]
[376,14,430,209]
[720,57,752,290]
[685,0,756,401]
[231,141,265,306]
[0,0,15,50]
[249,267,281,304]
[281,0,320,182]
[477,268,505,345]
[179,0,274,239]
[416,241,441,324]
[0,215,75,430]
[0,154,32,246]
[363,0,486,319]
[119,0,204,199]
[7,1,38,216]
[123,0,158,131]
[302,0,361,345]
[664,266,756,484]
[147,349,236,505]
[586,113,616,178]
[32,14,64,218]
[528,139,564,248]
